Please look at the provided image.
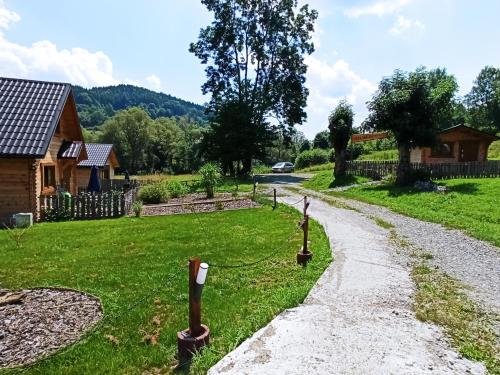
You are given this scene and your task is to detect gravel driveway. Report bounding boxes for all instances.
[299,186,500,314]
[209,187,486,374]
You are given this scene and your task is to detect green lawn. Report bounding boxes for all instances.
[331,178,500,246]
[301,169,370,191]
[0,207,331,374]
[357,149,398,161]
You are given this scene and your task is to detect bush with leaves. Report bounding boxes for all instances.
[132,201,143,217]
[295,149,330,170]
[138,182,169,204]
[166,181,189,198]
[198,162,221,198]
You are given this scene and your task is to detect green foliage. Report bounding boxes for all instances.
[329,100,354,177]
[488,140,500,159]
[465,66,500,134]
[313,131,330,150]
[73,84,207,129]
[334,178,500,246]
[296,162,334,173]
[138,182,169,204]
[0,208,331,374]
[132,201,143,217]
[165,180,188,198]
[300,139,312,152]
[98,107,205,174]
[191,0,318,172]
[295,148,330,170]
[364,67,458,184]
[199,162,222,198]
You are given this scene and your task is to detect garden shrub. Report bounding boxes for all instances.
[199,162,222,198]
[295,148,330,169]
[166,181,188,198]
[138,182,169,204]
[132,201,143,217]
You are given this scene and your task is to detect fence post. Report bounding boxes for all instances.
[272,188,277,210]
[177,258,210,363]
[297,196,312,265]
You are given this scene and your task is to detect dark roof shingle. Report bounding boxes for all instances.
[58,140,83,159]
[77,143,113,167]
[0,77,71,157]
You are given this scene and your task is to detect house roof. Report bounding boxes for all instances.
[58,140,84,159]
[0,77,73,157]
[438,124,500,140]
[77,143,115,168]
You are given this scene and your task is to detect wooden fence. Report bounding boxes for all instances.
[78,179,140,193]
[346,160,500,179]
[39,190,137,221]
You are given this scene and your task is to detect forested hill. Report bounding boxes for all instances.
[73,84,207,128]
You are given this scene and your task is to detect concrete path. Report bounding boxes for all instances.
[209,189,485,374]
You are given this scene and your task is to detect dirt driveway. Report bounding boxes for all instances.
[209,178,486,374]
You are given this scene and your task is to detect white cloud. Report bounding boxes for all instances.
[0,2,170,91]
[389,15,424,35]
[145,74,162,91]
[345,0,414,18]
[302,56,376,137]
[0,1,20,30]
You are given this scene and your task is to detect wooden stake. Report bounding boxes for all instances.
[273,188,277,210]
[189,258,202,337]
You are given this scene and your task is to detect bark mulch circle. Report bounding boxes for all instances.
[0,288,103,369]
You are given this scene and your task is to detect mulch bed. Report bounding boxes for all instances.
[0,288,102,369]
[141,193,260,216]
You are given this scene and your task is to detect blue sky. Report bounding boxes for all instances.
[1,0,499,138]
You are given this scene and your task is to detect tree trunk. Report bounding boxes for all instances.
[241,158,252,175]
[396,144,412,185]
[334,148,347,178]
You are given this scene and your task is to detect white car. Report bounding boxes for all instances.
[272,162,294,173]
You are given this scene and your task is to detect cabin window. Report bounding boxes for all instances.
[431,142,454,158]
[42,165,56,188]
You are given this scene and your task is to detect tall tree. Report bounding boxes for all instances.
[328,100,354,177]
[313,130,330,149]
[364,68,458,185]
[465,66,500,134]
[100,107,152,174]
[190,0,318,173]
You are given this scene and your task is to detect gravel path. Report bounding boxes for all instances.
[209,190,485,374]
[0,288,102,368]
[300,187,500,314]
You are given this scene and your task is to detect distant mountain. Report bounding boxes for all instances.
[73,84,207,128]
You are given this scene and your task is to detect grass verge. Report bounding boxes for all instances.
[412,263,499,373]
[301,170,370,192]
[331,178,500,247]
[0,207,331,374]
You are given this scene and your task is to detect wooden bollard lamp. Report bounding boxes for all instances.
[177,258,210,361]
[297,197,313,265]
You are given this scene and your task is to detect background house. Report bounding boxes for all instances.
[410,125,499,164]
[0,77,89,224]
[77,143,119,190]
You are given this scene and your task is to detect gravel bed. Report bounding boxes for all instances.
[165,192,248,205]
[302,188,500,314]
[0,288,102,368]
[142,198,259,216]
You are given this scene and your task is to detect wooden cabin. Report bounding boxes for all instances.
[0,77,89,225]
[77,144,119,189]
[410,125,499,164]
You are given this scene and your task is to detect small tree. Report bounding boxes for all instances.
[328,100,354,177]
[364,68,457,185]
[199,162,222,198]
[313,131,330,149]
[299,139,311,152]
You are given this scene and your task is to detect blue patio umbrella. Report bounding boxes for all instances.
[87,165,101,193]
